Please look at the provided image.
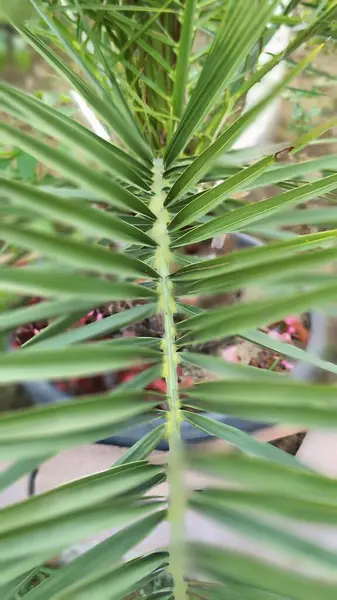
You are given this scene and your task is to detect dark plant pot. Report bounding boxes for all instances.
[20,234,327,451]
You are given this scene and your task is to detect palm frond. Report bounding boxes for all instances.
[1,1,337,599]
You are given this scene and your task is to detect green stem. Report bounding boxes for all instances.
[150,158,187,600]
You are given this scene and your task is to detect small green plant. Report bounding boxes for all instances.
[1,1,337,599]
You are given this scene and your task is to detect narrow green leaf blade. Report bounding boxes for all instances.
[22,310,98,350]
[0,401,159,460]
[191,496,337,568]
[172,230,337,281]
[186,378,337,426]
[117,363,163,392]
[191,544,337,600]
[291,116,337,155]
[18,27,151,161]
[166,44,323,202]
[24,512,165,600]
[0,343,159,383]
[55,553,168,600]
[192,488,337,525]
[169,155,275,231]
[0,267,156,302]
[183,412,301,468]
[186,246,337,295]
[172,0,197,119]
[0,124,154,219]
[0,178,156,247]
[0,456,49,494]
[0,224,158,279]
[251,206,337,230]
[26,303,157,350]
[0,463,163,536]
[0,83,149,190]
[177,283,337,344]
[204,154,337,187]
[0,498,163,561]
[244,329,337,378]
[180,350,282,381]
[165,0,275,166]
[114,424,166,466]
[0,299,99,334]
[173,171,337,247]
[189,452,337,504]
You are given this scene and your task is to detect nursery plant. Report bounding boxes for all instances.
[1,1,337,599]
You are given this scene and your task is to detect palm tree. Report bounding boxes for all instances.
[0,1,337,598]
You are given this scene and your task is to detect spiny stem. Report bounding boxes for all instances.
[150,158,187,600]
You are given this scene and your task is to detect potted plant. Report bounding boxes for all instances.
[1,1,337,598]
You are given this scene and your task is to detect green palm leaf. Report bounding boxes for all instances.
[0,224,158,279]
[0,499,164,562]
[185,378,337,426]
[0,343,160,383]
[0,124,154,218]
[0,457,49,494]
[191,496,337,567]
[24,303,157,350]
[0,463,164,535]
[18,27,151,161]
[115,424,166,466]
[173,230,337,281]
[191,545,337,600]
[184,247,337,296]
[24,512,166,600]
[192,488,337,526]
[0,396,159,460]
[0,267,156,301]
[0,298,101,334]
[173,171,337,247]
[165,0,275,165]
[0,179,156,247]
[169,155,275,231]
[54,553,168,600]
[0,83,150,190]
[1,3,337,598]
[165,45,322,203]
[183,412,301,468]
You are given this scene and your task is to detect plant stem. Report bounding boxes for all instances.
[150,158,187,600]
